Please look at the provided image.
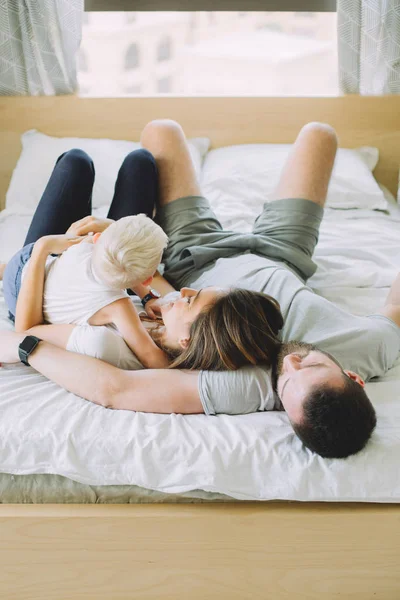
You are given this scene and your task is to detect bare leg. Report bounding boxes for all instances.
[0,263,5,280]
[271,122,338,208]
[140,119,201,207]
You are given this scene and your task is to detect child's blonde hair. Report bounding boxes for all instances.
[91,214,168,289]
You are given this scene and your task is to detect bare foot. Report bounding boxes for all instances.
[0,263,6,280]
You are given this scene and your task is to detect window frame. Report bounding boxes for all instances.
[84,0,336,12]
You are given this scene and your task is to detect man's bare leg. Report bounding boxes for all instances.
[0,263,5,280]
[272,122,338,208]
[140,119,201,207]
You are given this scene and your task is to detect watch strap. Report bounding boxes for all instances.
[18,335,41,366]
[141,292,157,307]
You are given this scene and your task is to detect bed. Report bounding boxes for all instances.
[0,95,400,599]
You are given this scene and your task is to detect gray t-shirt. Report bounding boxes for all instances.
[190,253,400,415]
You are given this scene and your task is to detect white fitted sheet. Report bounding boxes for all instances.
[0,198,400,501]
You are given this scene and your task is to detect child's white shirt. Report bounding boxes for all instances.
[22,242,127,325]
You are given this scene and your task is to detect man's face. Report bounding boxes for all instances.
[276,342,351,423]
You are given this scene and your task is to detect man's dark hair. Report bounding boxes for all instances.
[291,374,377,459]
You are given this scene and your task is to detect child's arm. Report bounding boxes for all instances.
[89,298,170,369]
[14,235,84,333]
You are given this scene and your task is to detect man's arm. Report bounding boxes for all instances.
[0,332,202,414]
[380,273,400,327]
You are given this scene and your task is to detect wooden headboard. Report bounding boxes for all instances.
[0,95,399,211]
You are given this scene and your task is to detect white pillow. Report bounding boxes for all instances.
[201,144,388,232]
[5,130,210,213]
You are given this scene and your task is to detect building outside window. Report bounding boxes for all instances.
[126,13,136,24]
[78,11,338,97]
[157,76,171,93]
[157,37,172,62]
[124,84,142,94]
[78,49,88,72]
[124,43,140,70]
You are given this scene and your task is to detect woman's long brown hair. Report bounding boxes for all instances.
[161,288,283,371]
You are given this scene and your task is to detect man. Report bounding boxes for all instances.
[1,120,399,459]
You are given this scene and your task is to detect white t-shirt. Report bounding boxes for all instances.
[23,242,127,325]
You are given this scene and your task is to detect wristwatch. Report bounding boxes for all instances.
[18,335,42,366]
[141,288,161,307]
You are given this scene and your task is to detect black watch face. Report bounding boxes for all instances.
[20,336,39,354]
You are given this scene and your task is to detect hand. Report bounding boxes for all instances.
[144,298,163,320]
[0,331,25,365]
[144,292,180,319]
[66,216,114,237]
[34,234,86,256]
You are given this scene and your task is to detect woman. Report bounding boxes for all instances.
[1,146,283,373]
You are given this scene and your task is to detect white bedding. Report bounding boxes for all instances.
[1,181,400,501]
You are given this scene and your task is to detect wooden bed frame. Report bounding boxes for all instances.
[0,95,400,599]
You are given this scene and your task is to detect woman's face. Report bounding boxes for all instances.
[161,286,224,349]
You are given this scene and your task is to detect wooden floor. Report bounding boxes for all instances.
[0,502,399,600]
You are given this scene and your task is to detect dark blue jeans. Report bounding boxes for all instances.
[3,148,159,320]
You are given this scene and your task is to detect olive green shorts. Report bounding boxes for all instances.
[155,196,324,289]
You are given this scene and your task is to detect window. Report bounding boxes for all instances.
[124,43,140,70]
[296,12,316,18]
[78,49,88,72]
[78,11,338,97]
[190,13,197,29]
[292,26,314,38]
[157,76,171,93]
[124,84,142,94]
[257,22,282,32]
[157,37,172,62]
[85,1,336,9]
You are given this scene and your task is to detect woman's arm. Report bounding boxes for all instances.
[0,331,202,414]
[89,298,170,369]
[152,270,176,295]
[14,241,49,332]
[131,271,177,302]
[132,271,178,319]
[14,235,84,333]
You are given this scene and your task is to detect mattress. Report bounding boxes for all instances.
[1,200,400,503]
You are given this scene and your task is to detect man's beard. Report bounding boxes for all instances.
[272,341,315,390]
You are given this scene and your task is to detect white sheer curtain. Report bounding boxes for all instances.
[337,0,400,95]
[0,0,83,95]
[338,0,400,94]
